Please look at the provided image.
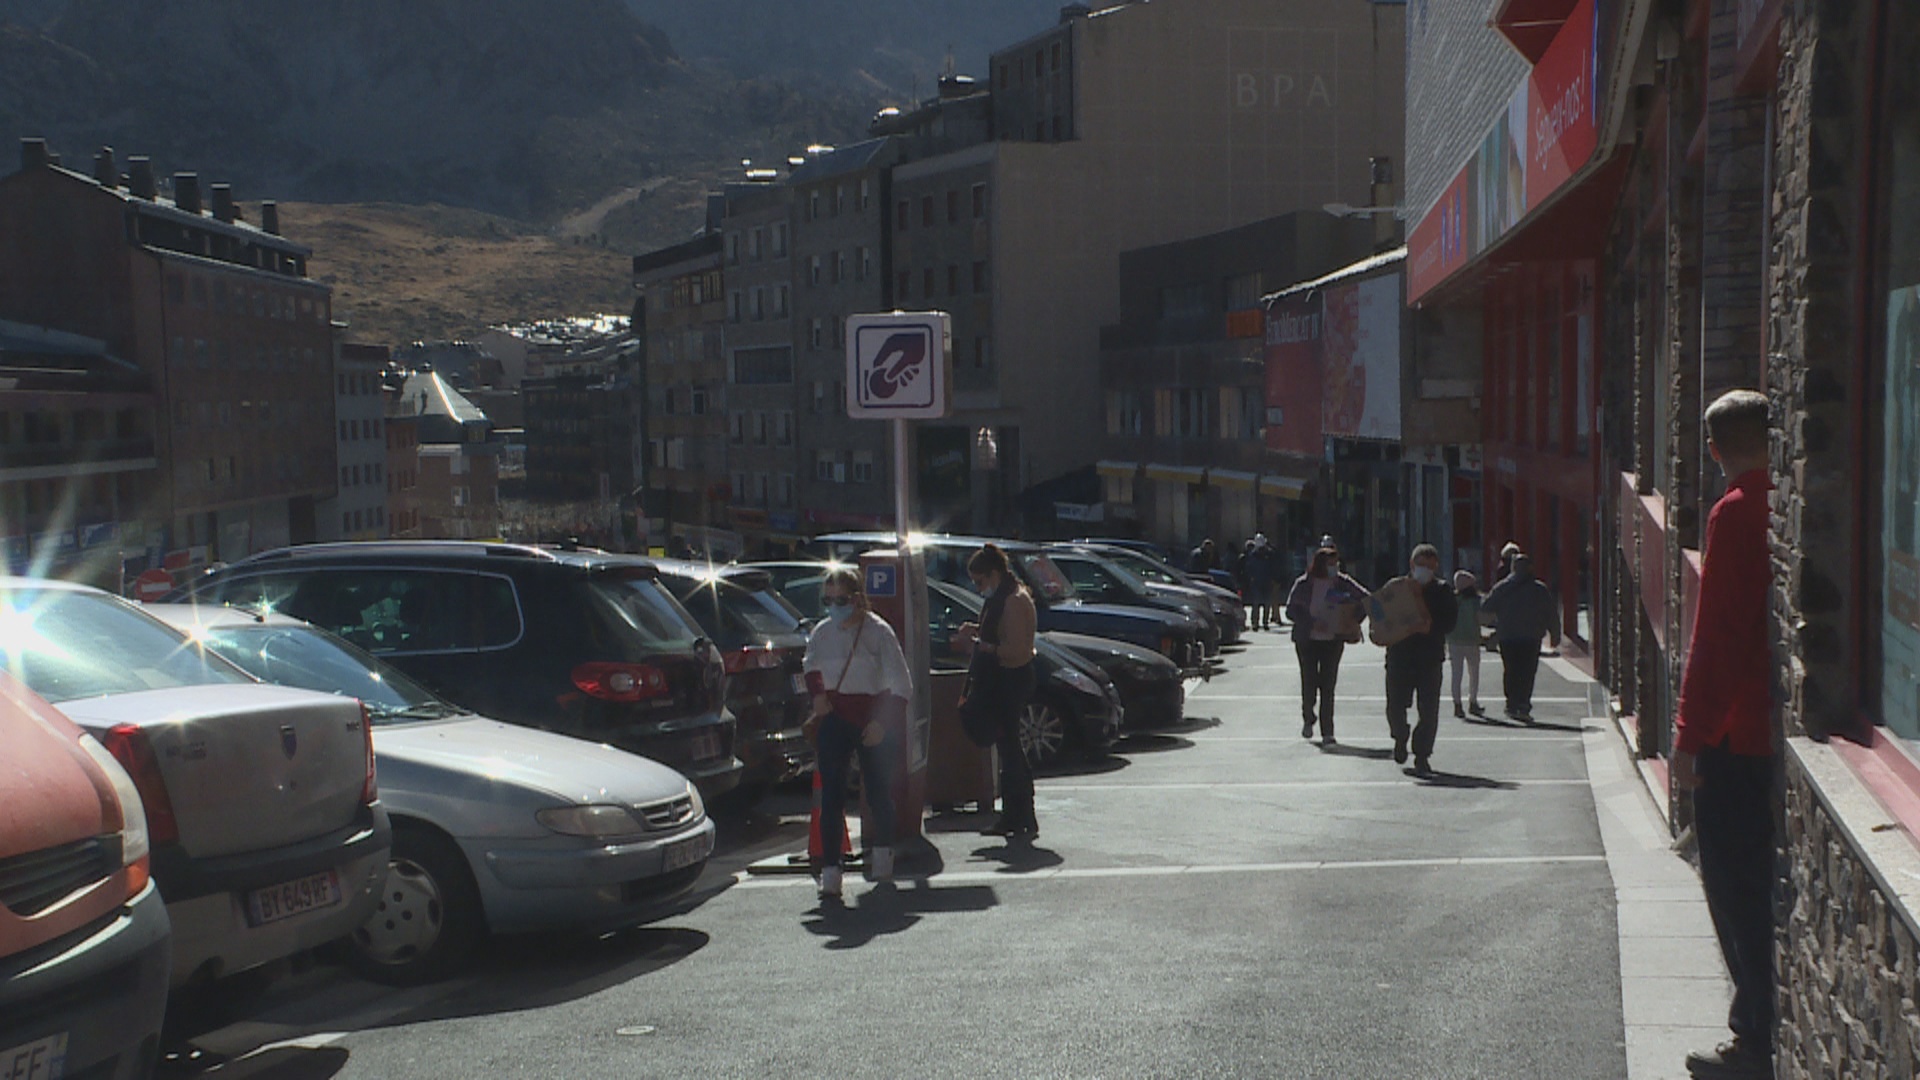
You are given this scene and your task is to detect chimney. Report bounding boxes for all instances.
[210,183,235,223]
[260,200,280,235]
[128,157,156,199]
[19,138,50,172]
[93,146,117,187]
[173,172,202,214]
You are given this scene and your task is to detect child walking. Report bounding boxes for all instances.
[1448,569,1484,718]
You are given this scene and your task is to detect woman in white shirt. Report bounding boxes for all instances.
[802,568,914,899]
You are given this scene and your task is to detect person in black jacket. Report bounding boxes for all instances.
[1384,544,1458,779]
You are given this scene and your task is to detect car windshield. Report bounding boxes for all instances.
[0,588,252,703]
[673,577,805,650]
[1012,552,1077,603]
[1102,549,1183,585]
[586,575,704,650]
[194,624,452,721]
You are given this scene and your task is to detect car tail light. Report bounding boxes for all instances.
[359,701,377,804]
[571,661,673,703]
[722,646,783,675]
[100,723,179,847]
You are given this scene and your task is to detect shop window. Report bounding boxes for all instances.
[1876,0,1920,742]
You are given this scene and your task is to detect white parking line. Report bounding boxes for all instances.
[1041,779,1590,791]
[732,852,1607,889]
[1198,735,1584,743]
[1187,694,1590,703]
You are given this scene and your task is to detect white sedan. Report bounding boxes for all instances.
[146,604,717,984]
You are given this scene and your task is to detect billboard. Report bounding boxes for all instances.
[1320,275,1403,441]
[1263,293,1324,456]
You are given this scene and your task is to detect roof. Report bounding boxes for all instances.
[631,231,723,277]
[786,139,893,186]
[398,371,490,426]
[7,162,313,258]
[1263,246,1408,303]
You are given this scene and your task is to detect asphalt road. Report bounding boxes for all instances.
[168,632,1627,1080]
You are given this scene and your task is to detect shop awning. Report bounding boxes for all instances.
[1142,463,1206,485]
[1210,469,1258,491]
[1095,460,1138,479]
[1259,473,1312,500]
[1489,0,1579,62]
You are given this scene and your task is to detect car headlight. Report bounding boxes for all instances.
[1053,667,1102,696]
[1120,659,1162,681]
[536,805,646,838]
[685,781,706,822]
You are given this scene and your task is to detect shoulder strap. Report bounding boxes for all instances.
[831,616,867,694]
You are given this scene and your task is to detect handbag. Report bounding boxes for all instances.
[958,663,1002,748]
[805,617,866,743]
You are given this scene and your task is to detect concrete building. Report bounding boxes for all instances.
[892,0,1406,524]
[632,230,728,555]
[385,410,421,540]
[318,341,390,542]
[1404,0,1920,1071]
[0,140,337,575]
[0,320,161,589]
[391,371,499,540]
[718,180,796,557]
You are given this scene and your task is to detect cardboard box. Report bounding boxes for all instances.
[1324,586,1366,643]
[1367,577,1432,647]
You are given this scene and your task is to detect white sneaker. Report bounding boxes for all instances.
[869,846,894,882]
[818,866,843,898]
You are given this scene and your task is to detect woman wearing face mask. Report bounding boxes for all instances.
[954,543,1040,837]
[803,568,914,899]
[1284,546,1370,743]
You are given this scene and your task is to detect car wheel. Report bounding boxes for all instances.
[345,825,485,986]
[1019,697,1073,767]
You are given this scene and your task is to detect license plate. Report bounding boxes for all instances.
[689,729,723,762]
[246,870,342,927]
[2,1034,67,1080]
[790,673,808,695]
[661,832,712,872]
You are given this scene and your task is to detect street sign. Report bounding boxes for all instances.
[865,564,898,599]
[133,568,174,603]
[846,312,951,419]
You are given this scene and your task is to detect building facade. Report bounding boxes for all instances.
[718,182,796,558]
[633,231,727,555]
[319,341,390,542]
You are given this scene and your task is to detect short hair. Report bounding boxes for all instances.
[1511,553,1533,575]
[1705,389,1770,458]
[1411,543,1440,563]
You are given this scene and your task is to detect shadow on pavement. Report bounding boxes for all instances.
[1142,716,1223,737]
[1112,733,1195,754]
[1037,753,1131,777]
[1462,714,1597,735]
[1318,741,1393,760]
[433,927,711,1014]
[1407,768,1519,790]
[969,837,1065,874]
[802,881,998,949]
[170,1047,351,1080]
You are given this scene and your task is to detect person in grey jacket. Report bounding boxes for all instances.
[1478,553,1561,722]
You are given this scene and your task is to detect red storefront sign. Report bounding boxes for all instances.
[1263,294,1324,456]
[1525,0,1600,208]
[1407,167,1474,306]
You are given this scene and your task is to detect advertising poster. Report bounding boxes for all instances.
[1525,0,1600,208]
[1263,293,1324,456]
[1321,275,1403,441]
[1884,284,1920,738]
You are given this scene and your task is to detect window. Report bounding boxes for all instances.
[1877,4,1920,742]
[690,389,708,415]
[728,412,745,444]
[852,451,873,484]
[753,412,768,445]
[947,265,959,295]
[1106,390,1145,435]
[834,184,846,215]
[815,451,836,482]
[923,268,936,297]
[773,284,789,317]
[810,317,824,349]
[808,190,820,221]
[1160,283,1210,322]
[754,473,769,507]
[973,337,991,370]
[858,178,871,210]
[809,255,822,286]
[920,195,934,227]
[812,380,828,415]
[897,200,910,231]
[973,260,989,293]
[972,183,988,219]
[733,345,794,385]
[859,246,873,281]
[835,251,848,284]
[749,228,764,260]
[777,473,794,508]
[1051,42,1061,71]
[947,190,960,223]
[728,291,742,322]
[1225,272,1264,311]
[772,222,788,258]
[751,287,765,320]
[775,411,794,446]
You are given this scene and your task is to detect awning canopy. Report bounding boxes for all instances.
[1142,464,1206,485]
[1259,473,1312,500]
[1210,469,1258,491]
[1095,460,1138,479]
[1489,0,1578,61]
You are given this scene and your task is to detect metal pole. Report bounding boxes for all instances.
[893,417,914,651]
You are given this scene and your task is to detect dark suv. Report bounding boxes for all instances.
[175,543,742,798]
[650,561,813,796]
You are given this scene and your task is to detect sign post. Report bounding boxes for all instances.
[847,311,952,850]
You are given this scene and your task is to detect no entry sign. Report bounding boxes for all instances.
[133,568,174,603]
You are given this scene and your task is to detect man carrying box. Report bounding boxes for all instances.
[1378,544,1457,778]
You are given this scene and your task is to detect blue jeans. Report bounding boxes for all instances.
[815,712,895,868]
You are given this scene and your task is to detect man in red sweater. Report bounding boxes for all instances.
[1672,389,1776,1079]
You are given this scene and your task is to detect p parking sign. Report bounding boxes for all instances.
[865,564,898,598]
[846,312,952,419]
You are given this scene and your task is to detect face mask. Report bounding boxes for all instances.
[1411,567,1435,585]
[824,598,859,623]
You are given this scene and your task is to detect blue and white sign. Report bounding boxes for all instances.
[865,564,898,599]
[846,312,952,419]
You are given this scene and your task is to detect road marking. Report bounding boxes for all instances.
[1187,694,1590,703]
[1040,779,1590,791]
[732,852,1607,889]
[1197,735,1584,743]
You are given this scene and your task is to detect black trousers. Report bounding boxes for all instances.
[1385,657,1443,761]
[989,663,1038,826]
[1294,640,1345,736]
[1498,638,1543,714]
[1694,745,1777,1044]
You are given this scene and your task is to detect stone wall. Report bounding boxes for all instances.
[1779,743,1920,1079]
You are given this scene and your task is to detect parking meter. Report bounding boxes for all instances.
[857,549,929,845]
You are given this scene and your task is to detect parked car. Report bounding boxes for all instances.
[0,670,171,1080]
[803,534,1211,675]
[145,605,716,984]
[1040,631,1186,731]
[0,577,390,987]
[649,561,814,796]
[1073,537,1239,594]
[1042,547,1225,656]
[173,542,743,799]
[924,580,1120,764]
[1068,543,1249,641]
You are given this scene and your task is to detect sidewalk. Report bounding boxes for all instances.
[1552,656,1736,1080]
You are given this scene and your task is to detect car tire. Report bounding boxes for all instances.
[344,824,485,986]
[1019,695,1075,767]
